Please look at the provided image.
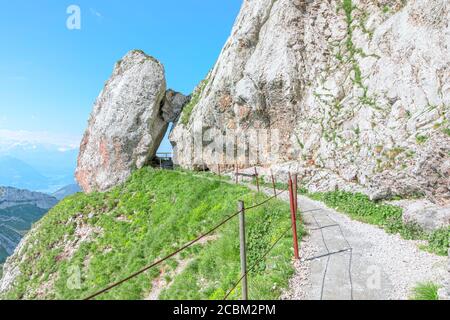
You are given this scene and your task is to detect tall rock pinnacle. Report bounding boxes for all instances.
[76,50,169,192]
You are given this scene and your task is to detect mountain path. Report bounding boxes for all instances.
[257,186,447,300]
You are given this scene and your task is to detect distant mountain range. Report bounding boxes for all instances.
[0,186,58,210]
[51,184,81,200]
[0,132,80,273]
[0,142,79,193]
[0,186,58,264]
[0,156,49,192]
[0,138,81,265]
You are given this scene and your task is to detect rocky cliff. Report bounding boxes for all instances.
[170,0,450,205]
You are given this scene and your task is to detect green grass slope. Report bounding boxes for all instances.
[1,168,299,300]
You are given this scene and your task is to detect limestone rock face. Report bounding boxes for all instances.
[163,90,190,123]
[171,0,450,205]
[76,50,169,193]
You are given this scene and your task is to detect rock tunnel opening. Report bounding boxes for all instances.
[151,123,176,169]
[150,90,191,170]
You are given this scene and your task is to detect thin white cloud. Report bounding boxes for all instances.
[57,147,76,153]
[90,8,103,18]
[0,129,81,150]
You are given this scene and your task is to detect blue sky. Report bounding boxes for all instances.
[0,0,242,152]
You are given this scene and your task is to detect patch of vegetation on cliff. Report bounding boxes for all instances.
[1,168,298,300]
[341,0,363,87]
[180,79,209,126]
[335,0,381,109]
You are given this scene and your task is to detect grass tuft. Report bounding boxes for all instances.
[411,282,440,300]
[443,127,450,137]
[415,135,428,144]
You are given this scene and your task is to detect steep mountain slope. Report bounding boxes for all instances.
[51,184,81,200]
[0,205,48,263]
[0,187,57,264]
[171,0,450,205]
[0,169,296,300]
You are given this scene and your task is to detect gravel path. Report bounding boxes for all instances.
[258,186,447,300]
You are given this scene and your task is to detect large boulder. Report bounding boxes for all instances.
[162,89,190,123]
[76,50,169,193]
[391,199,450,232]
[171,0,450,205]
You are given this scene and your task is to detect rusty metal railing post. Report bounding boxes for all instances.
[288,176,300,260]
[238,200,248,300]
[271,170,277,197]
[254,167,260,192]
[293,173,298,216]
[235,164,239,184]
[218,164,221,178]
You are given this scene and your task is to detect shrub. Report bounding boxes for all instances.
[426,227,450,256]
